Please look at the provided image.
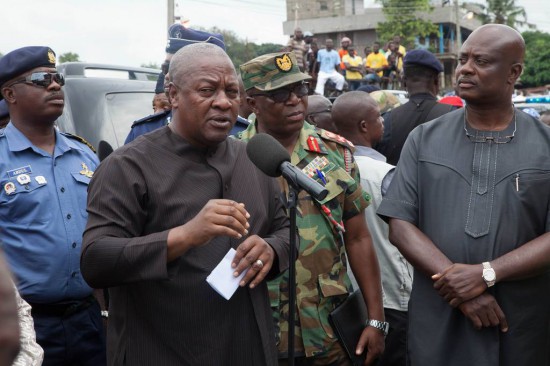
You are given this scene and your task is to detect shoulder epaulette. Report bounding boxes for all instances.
[131,109,171,127]
[316,127,355,149]
[61,132,96,153]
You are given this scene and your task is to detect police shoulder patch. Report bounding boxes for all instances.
[61,132,96,153]
[316,127,355,149]
[131,109,171,127]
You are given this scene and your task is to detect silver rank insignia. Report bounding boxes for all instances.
[4,182,16,195]
[79,163,94,178]
[16,174,31,185]
[35,176,47,185]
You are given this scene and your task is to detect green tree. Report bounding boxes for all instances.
[376,0,440,46]
[203,27,284,70]
[58,52,80,63]
[463,0,535,29]
[520,30,550,87]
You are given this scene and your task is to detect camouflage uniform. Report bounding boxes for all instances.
[239,121,370,360]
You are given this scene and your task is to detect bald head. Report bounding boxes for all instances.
[306,95,335,132]
[464,24,525,64]
[456,24,524,108]
[169,43,234,86]
[332,91,382,146]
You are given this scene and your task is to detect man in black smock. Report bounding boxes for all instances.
[81,43,291,366]
[375,49,453,165]
[378,24,550,366]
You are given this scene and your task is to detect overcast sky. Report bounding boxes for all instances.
[1,0,548,68]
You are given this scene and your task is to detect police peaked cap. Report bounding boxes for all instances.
[403,49,443,73]
[165,27,226,53]
[0,46,57,89]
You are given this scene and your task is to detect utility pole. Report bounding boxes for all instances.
[167,0,175,30]
[294,2,300,29]
[455,0,462,53]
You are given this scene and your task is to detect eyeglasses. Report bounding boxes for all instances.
[307,107,332,118]
[250,82,309,103]
[6,72,65,88]
[463,109,516,144]
[464,132,515,144]
[161,61,170,75]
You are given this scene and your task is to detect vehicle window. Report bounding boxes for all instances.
[105,92,156,147]
[84,68,159,81]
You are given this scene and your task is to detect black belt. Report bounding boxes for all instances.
[29,295,96,318]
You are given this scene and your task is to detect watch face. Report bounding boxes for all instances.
[483,269,496,282]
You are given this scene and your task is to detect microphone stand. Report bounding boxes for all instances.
[287,186,298,366]
[283,167,327,366]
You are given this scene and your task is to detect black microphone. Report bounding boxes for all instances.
[97,140,114,162]
[246,133,329,201]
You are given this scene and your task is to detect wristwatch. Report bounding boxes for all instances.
[482,262,496,287]
[366,319,390,336]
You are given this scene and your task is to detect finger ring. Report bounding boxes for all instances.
[255,259,264,269]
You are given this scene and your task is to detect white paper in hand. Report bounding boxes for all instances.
[206,248,249,300]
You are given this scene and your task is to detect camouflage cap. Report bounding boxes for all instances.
[370,91,402,114]
[240,52,311,91]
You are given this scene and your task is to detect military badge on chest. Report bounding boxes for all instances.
[4,182,16,195]
[79,163,94,178]
[3,165,50,196]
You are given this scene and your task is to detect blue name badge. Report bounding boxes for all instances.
[7,165,32,178]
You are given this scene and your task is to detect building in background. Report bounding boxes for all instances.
[283,0,482,91]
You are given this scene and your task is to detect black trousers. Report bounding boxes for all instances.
[375,308,408,366]
[33,300,106,366]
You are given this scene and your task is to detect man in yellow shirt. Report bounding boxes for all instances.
[365,42,388,83]
[342,46,364,90]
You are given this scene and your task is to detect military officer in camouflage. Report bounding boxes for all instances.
[239,52,385,365]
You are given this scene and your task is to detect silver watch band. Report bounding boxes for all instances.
[366,319,390,336]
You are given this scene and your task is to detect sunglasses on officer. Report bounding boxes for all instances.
[6,72,65,88]
[249,82,309,103]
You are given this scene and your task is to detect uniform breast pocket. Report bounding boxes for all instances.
[71,173,91,216]
[0,180,53,225]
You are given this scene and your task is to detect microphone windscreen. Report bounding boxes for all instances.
[97,140,114,162]
[246,133,290,177]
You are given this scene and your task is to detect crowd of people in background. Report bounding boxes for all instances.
[285,28,409,96]
[0,19,549,366]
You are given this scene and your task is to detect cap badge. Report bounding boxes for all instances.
[275,54,293,73]
[47,49,56,64]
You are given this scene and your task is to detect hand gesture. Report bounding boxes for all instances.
[458,293,508,332]
[432,263,487,307]
[355,326,385,365]
[167,200,250,261]
[231,235,275,289]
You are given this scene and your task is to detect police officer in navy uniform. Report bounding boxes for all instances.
[125,25,249,144]
[0,100,9,128]
[0,46,105,365]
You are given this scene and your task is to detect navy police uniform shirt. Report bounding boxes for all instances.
[0,122,98,303]
[230,115,250,136]
[124,110,171,144]
[125,110,249,144]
